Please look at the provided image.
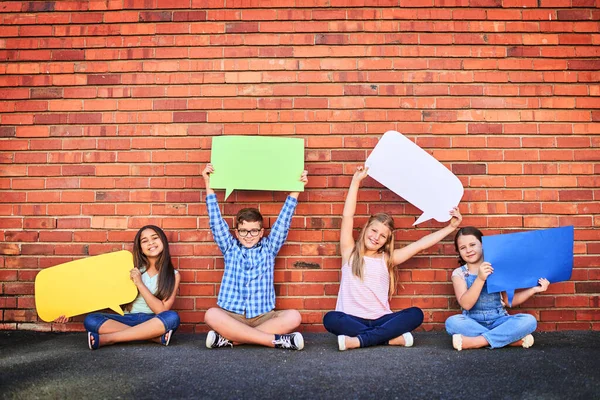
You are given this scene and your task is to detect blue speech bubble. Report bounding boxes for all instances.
[483,226,574,305]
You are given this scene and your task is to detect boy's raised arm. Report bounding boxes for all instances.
[289,170,308,199]
[268,170,308,254]
[202,163,215,196]
[203,163,233,253]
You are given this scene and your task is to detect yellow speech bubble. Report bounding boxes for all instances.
[35,250,138,322]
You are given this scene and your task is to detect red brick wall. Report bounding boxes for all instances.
[0,1,599,333]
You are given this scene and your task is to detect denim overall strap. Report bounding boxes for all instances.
[464,267,504,315]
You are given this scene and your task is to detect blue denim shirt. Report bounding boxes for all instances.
[206,193,297,318]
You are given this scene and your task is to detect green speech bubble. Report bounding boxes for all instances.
[210,136,305,199]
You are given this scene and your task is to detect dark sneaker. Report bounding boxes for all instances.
[206,330,233,349]
[272,332,304,350]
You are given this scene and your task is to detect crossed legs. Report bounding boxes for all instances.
[204,307,301,347]
[323,307,424,349]
[84,311,180,349]
[446,313,537,349]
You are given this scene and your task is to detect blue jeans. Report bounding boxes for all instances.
[445,311,537,349]
[323,307,424,348]
[84,311,180,334]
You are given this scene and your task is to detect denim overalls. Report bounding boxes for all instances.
[445,266,537,348]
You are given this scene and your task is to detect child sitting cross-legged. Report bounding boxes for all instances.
[201,163,308,350]
[445,226,549,351]
[323,166,462,351]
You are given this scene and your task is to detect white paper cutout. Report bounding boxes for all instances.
[365,131,464,225]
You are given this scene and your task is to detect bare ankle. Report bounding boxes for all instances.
[389,335,405,346]
[461,335,488,349]
[346,336,361,350]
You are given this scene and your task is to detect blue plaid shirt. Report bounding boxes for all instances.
[206,193,298,318]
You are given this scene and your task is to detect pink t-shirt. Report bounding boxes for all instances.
[335,255,392,320]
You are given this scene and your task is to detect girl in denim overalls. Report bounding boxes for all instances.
[446,227,550,351]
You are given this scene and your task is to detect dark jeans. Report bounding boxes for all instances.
[323,307,424,348]
[84,311,180,334]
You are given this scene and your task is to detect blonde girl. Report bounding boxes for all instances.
[323,166,462,350]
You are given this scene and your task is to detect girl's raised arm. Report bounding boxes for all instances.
[391,207,462,266]
[340,166,369,263]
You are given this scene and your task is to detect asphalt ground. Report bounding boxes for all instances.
[1,330,599,400]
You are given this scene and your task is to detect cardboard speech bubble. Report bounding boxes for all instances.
[209,136,305,200]
[35,250,138,322]
[365,131,464,225]
[483,226,574,306]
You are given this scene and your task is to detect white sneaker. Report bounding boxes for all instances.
[337,335,347,351]
[272,332,304,350]
[402,332,414,347]
[522,334,534,348]
[452,334,463,351]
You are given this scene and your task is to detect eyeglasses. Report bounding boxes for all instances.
[237,228,262,237]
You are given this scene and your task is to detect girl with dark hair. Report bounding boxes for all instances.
[323,166,462,350]
[83,225,180,350]
[446,227,549,351]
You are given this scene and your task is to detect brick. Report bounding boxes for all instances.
[15,126,50,138]
[57,218,91,229]
[173,112,207,123]
[4,309,38,322]
[39,231,73,242]
[0,216,25,228]
[23,218,56,229]
[576,282,600,294]
[540,310,577,322]
[173,11,207,21]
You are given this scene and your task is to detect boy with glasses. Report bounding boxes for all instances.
[201,163,308,350]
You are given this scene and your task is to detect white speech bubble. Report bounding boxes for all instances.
[365,131,464,225]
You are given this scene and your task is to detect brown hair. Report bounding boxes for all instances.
[235,208,263,228]
[454,226,484,265]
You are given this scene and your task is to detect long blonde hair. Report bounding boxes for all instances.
[349,213,396,296]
